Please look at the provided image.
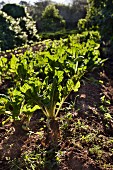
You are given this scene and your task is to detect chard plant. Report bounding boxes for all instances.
[0,31,104,137]
[0,89,40,130]
[0,90,24,121]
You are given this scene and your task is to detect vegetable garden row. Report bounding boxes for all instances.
[0,30,105,133]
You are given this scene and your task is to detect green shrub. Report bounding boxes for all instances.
[0,4,40,50]
[18,16,39,43]
[78,0,113,46]
[0,11,27,51]
[40,4,66,32]
[78,19,87,32]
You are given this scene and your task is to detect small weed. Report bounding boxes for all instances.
[80,133,96,144]
[74,119,89,132]
[89,145,103,158]
[104,112,112,121]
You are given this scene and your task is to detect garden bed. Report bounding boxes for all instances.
[0,60,113,170]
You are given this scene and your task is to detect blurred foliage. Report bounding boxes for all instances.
[56,0,87,29]
[78,0,113,57]
[39,30,77,40]
[2,3,26,18]
[1,0,101,50]
[2,4,39,43]
[27,0,87,31]
[39,4,66,32]
[0,10,27,50]
[18,16,39,43]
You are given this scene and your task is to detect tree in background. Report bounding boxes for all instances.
[28,0,52,31]
[78,0,113,56]
[56,0,87,29]
[2,3,26,18]
[0,10,27,50]
[25,0,87,31]
[1,3,39,48]
[30,0,52,21]
[39,4,66,32]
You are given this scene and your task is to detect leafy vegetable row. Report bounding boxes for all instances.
[0,31,105,129]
